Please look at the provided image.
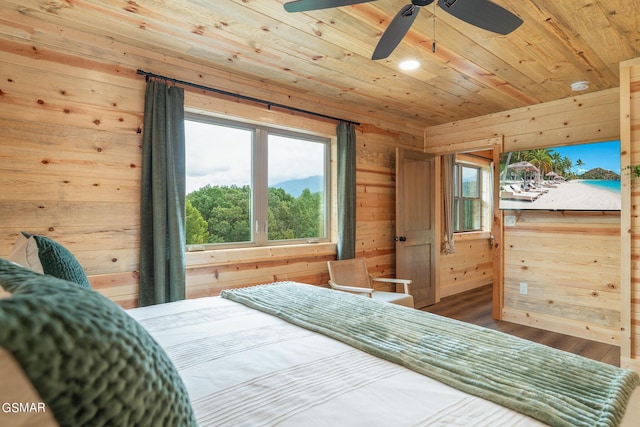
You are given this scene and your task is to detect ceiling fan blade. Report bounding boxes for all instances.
[437,0,522,35]
[371,4,421,60]
[284,0,376,13]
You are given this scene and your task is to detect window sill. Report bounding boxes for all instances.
[186,242,337,267]
[453,231,491,242]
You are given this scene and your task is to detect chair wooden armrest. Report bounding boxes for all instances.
[370,277,412,294]
[328,280,374,296]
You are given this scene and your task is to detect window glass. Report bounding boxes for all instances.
[184,117,329,248]
[462,199,481,230]
[268,134,326,241]
[461,166,479,198]
[185,121,253,245]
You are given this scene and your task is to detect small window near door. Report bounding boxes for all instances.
[453,164,482,232]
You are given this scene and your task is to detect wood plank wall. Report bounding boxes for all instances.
[620,57,640,370]
[425,88,623,345]
[438,232,493,298]
[503,210,621,345]
[0,12,423,308]
[437,150,494,298]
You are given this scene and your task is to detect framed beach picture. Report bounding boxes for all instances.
[498,140,621,211]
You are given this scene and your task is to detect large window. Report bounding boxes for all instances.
[453,162,487,232]
[184,116,330,249]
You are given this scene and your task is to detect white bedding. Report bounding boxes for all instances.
[128,296,639,427]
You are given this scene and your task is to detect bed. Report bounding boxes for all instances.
[0,254,639,427]
[131,281,640,427]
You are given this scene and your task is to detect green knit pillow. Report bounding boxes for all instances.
[19,232,92,289]
[0,259,196,427]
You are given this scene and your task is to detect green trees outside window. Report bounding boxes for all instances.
[186,185,324,245]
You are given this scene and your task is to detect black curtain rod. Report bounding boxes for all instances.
[137,69,360,126]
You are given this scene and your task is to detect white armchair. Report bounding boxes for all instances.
[327,258,414,308]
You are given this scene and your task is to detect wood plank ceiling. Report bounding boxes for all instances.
[2,0,639,130]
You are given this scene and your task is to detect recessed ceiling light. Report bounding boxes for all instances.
[570,81,589,91]
[399,60,421,71]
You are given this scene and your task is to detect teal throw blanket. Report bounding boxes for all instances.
[221,282,639,427]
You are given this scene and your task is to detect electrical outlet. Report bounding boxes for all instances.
[520,282,528,295]
[505,215,517,227]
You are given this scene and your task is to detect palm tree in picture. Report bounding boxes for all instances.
[550,151,562,172]
[561,156,572,177]
[525,149,553,181]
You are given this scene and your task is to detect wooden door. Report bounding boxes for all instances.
[395,148,436,308]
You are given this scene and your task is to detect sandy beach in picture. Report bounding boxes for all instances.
[499,180,620,210]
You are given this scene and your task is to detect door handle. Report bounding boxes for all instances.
[395,236,407,242]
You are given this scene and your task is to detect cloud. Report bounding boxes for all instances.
[185,120,326,194]
[188,163,228,177]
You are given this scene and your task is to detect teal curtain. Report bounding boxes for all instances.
[336,122,356,260]
[139,80,186,306]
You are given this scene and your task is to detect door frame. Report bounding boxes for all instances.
[425,136,504,318]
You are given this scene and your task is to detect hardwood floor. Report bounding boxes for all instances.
[421,285,621,367]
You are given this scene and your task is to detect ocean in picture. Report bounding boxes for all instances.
[580,179,621,193]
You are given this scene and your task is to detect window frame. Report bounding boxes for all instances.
[184,113,332,251]
[453,162,483,233]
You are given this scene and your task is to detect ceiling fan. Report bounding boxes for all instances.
[283,0,523,60]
